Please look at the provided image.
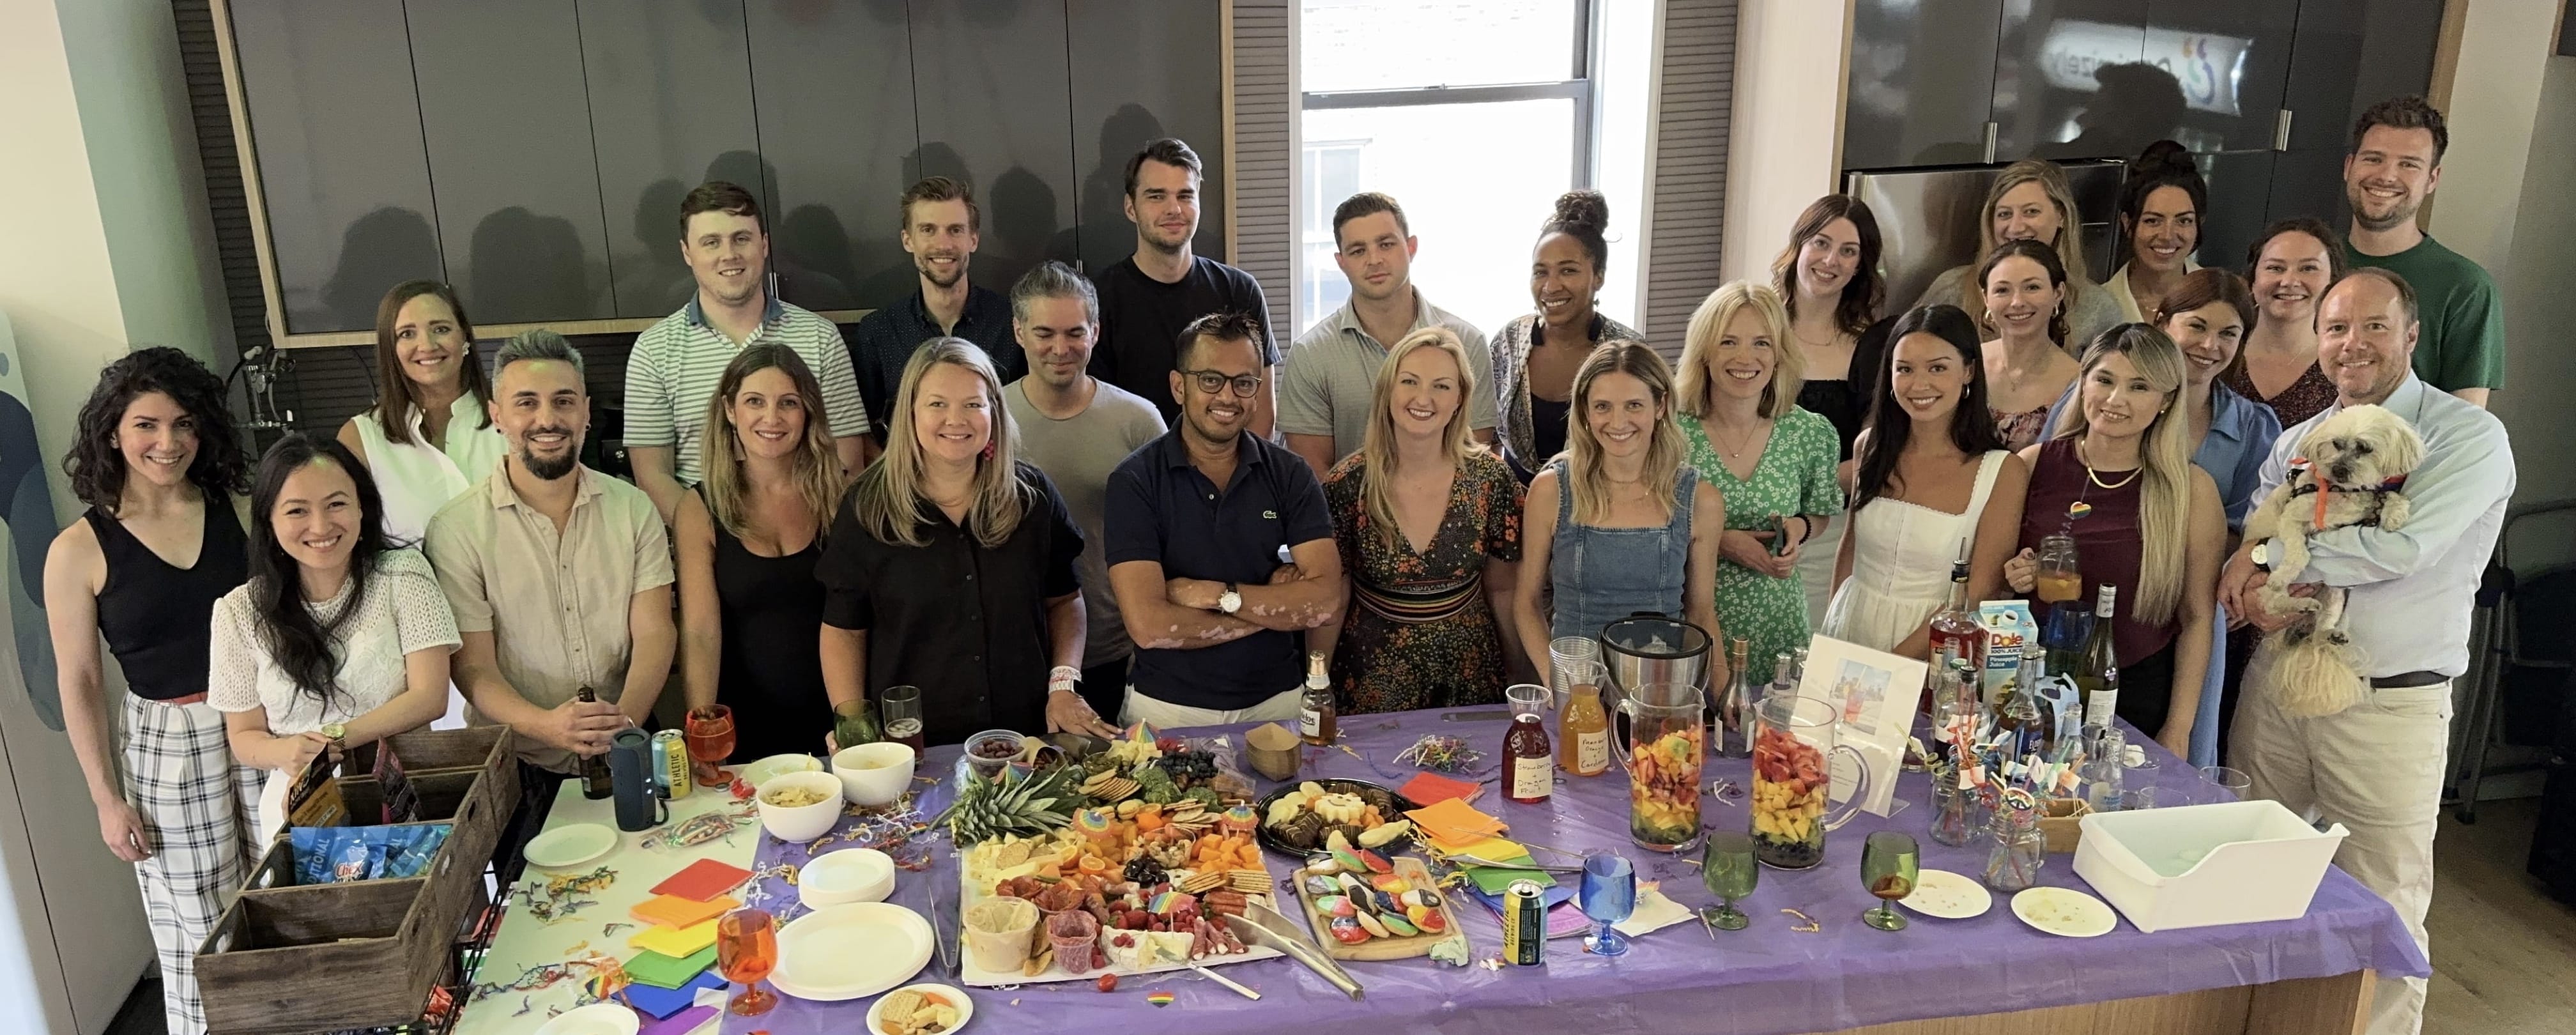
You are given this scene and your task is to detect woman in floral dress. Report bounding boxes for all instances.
[1315,328,1524,712]
[1674,282,1844,685]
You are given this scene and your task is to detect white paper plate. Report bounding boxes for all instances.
[1897,868,1991,919]
[532,1002,640,1035]
[864,983,974,1035]
[771,902,933,1002]
[523,824,617,870]
[801,848,896,907]
[2011,886,2118,938]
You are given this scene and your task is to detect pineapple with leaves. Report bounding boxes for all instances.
[936,763,1081,844]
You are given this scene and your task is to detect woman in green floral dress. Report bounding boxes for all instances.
[1674,281,1845,685]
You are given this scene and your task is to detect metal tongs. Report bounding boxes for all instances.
[1224,901,1364,1000]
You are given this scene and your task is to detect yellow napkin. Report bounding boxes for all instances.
[1438,835,1533,862]
[628,918,718,958]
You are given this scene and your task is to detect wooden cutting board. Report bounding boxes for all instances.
[1288,854,1469,962]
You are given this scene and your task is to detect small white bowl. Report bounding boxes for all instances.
[832,742,918,806]
[738,753,824,790]
[801,847,896,907]
[756,771,846,842]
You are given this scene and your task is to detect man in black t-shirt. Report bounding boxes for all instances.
[1087,137,1282,436]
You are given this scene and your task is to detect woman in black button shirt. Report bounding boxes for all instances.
[818,337,1111,747]
[675,344,846,761]
[1774,194,1887,627]
[43,347,258,1034]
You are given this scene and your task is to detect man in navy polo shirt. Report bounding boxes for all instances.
[1104,310,1344,728]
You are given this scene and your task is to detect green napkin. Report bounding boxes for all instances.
[625,945,719,989]
[1460,844,1546,894]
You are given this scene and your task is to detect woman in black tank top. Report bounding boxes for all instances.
[673,345,845,761]
[44,348,256,1034]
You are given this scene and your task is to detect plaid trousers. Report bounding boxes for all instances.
[123,694,263,1035]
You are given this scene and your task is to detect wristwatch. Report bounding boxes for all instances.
[1217,581,1243,615]
[2250,540,2273,572]
[320,721,348,747]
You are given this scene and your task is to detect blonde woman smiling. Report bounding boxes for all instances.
[2006,325,2225,756]
[1310,327,1524,711]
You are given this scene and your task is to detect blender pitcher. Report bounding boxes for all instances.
[1749,694,1873,869]
[1609,682,1706,853]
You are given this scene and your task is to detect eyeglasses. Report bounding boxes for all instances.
[1181,369,1264,398]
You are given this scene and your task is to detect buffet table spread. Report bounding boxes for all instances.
[450,707,2428,1035]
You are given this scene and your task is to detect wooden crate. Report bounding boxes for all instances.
[199,727,518,1034]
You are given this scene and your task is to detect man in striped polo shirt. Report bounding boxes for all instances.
[625,181,873,523]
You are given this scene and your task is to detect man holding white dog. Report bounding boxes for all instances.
[2220,266,2513,1035]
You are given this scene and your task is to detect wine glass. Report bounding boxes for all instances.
[685,705,737,788]
[1861,831,1920,931]
[1579,850,1636,957]
[880,686,926,751]
[716,907,778,1016]
[1699,831,1757,931]
[2197,765,2251,804]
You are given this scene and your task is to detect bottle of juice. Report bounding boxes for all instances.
[1557,678,1609,776]
[1503,684,1553,804]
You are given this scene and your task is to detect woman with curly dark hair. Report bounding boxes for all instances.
[211,434,457,841]
[42,346,258,1035]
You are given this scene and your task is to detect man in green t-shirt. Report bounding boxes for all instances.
[2341,95,2504,408]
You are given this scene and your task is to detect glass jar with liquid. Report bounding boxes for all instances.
[1556,659,1609,776]
[1503,684,1553,804]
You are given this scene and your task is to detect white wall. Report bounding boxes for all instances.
[1719,0,1851,284]
[2433,1,2576,567]
[0,0,238,1032]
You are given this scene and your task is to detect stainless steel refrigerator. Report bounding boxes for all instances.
[1843,160,2126,315]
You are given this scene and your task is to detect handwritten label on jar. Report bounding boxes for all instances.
[1575,730,1609,775]
[1512,756,1553,801]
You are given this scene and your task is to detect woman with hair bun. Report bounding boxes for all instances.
[2104,141,2209,323]
[44,347,260,1034]
[1491,190,1648,483]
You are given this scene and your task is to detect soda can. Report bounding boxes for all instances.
[1501,879,1545,965]
[652,729,690,800]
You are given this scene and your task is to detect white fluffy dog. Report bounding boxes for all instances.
[2241,404,2425,717]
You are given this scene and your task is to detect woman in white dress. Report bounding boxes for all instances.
[1823,305,2028,659]
[211,434,459,841]
[335,280,509,543]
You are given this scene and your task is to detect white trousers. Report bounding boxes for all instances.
[1119,686,1303,731]
[2230,676,2451,1035]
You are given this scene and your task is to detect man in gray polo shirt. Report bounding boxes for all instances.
[1280,192,1496,477]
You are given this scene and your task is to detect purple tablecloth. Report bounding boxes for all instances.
[726,709,2427,1035]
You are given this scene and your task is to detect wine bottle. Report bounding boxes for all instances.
[1717,638,1754,758]
[1928,547,1986,676]
[2074,585,2120,730]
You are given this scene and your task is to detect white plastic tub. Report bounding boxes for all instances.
[2071,799,2349,933]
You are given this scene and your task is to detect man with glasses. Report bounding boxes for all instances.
[1088,137,1280,436]
[1103,310,1343,728]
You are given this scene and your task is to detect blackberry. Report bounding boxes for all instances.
[1124,855,1167,887]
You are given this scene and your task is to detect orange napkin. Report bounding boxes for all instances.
[630,893,737,930]
[1397,771,1484,806]
[1404,797,1505,849]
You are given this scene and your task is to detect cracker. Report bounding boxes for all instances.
[880,990,924,1020]
[1179,871,1228,893]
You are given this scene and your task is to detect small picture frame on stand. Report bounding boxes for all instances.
[1795,636,1928,817]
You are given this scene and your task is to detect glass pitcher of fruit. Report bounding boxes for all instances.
[1609,681,1706,854]
[1749,694,1873,870]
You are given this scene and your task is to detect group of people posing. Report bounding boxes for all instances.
[52,101,2507,1035]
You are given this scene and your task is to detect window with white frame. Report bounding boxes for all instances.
[1297,0,1644,339]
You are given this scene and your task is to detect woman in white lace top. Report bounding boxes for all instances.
[210,434,460,840]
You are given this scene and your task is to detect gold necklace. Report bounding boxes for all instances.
[1708,416,1770,459]
[2077,440,2142,489]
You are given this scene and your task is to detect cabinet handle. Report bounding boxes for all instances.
[2273,109,2295,152]
[1982,121,1999,164]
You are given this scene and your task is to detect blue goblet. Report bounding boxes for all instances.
[1580,850,1636,957]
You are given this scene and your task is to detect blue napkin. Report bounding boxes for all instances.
[624,970,724,1019]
